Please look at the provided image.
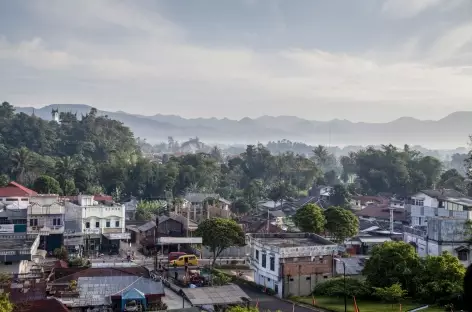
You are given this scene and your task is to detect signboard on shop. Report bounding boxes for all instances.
[107,233,131,240]
[0,224,14,233]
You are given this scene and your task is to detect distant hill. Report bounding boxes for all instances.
[14,104,472,147]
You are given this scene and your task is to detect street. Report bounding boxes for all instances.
[239,284,325,312]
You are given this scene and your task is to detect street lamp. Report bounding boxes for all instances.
[334,258,347,312]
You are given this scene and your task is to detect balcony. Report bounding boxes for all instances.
[409,205,471,220]
[28,225,65,235]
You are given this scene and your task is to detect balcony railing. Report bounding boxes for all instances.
[28,225,65,234]
[409,205,471,220]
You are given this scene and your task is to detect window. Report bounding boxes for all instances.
[106,220,110,227]
[115,221,120,227]
[21,198,28,201]
[458,250,469,261]
[53,218,57,226]
[306,277,311,280]
[269,256,275,271]
[56,218,61,225]
[255,250,259,260]
[262,253,266,268]
[6,198,17,202]
[0,218,9,224]
[95,222,100,228]
[85,222,90,228]
[29,219,38,226]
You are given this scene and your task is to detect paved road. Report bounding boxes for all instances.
[239,284,324,312]
[132,257,246,266]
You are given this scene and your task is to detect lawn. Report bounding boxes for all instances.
[296,296,444,312]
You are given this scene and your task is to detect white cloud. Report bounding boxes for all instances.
[429,22,472,62]
[1,0,472,121]
[381,0,443,18]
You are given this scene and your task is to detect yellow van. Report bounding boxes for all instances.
[170,254,198,266]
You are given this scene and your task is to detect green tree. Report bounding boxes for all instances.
[363,241,421,295]
[33,175,62,194]
[135,200,162,221]
[53,246,69,261]
[329,184,351,207]
[63,179,77,195]
[195,218,246,266]
[10,147,33,184]
[0,293,13,312]
[226,307,260,312]
[292,203,326,233]
[0,174,9,187]
[373,283,407,305]
[231,199,251,215]
[416,252,466,303]
[324,206,358,243]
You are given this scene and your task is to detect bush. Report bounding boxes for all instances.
[313,277,371,299]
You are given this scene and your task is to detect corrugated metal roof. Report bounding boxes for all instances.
[358,236,391,244]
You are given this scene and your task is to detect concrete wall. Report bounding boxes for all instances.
[427,218,468,242]
[200,245,249,258]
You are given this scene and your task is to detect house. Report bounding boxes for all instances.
[247,232,338,298]
[404,217,472,266]
[123,196,138,220]
[15,298,70,312]
[0,182,36,233]
[27,195,66,252]
[63,194,129,257]
[309,185,332,203]
[183,192,231,221]
[279,196,319,216]
[0,233,41,275]
[355,204,408,224]
[350,196,388,210]
[407,189,472,226]
[47,266,165,310]
[239,218,284,234]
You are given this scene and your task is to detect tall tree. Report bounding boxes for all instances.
[292,203,326,233]
[195,218,246,266]
[329,184,351,207]
[363,241,421,295]
[324,206,358,243]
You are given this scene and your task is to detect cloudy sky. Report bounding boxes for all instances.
[1,0,472,122]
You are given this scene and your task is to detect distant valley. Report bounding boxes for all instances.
[14,104,472,148]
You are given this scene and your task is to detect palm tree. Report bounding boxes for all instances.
[10,147,33,184]
[312,145,330,169]
[210,146,223,162]
[55,156,77,184]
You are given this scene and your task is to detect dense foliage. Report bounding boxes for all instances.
[195,217,246,265]
[363,241,465,304]
[292,203,326,234]
[324,207,359,243]
[1,101,471,203]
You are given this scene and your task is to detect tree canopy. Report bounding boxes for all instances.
[195,217,246,265]
[292,203,326,234]
[324,206,358,243]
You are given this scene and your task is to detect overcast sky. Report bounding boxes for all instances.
[1,0,472,122]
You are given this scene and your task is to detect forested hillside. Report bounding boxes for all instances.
[1,101,471,204]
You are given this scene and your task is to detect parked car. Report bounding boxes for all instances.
[170,254,198,267]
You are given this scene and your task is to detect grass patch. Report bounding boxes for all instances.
[296,296,444,312]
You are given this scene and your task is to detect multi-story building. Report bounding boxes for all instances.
[27,195,65,253]
[64,195,129,256]
[404,217,471,266]
[407,189,472,226]
[247,232,338,298]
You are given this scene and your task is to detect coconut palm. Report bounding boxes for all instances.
[10,147,33,184]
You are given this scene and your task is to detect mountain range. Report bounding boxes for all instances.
[14,104,472,148]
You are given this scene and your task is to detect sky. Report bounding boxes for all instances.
[1,0,472,122]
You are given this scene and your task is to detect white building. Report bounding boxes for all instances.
[64,195,129,256]
[247,233,338,298]
[404,217,471,266]
[407,189,472,226]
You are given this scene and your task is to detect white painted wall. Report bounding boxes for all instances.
[411,192,438,208]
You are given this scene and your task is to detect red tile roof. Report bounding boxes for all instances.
[0,181,37,197]
[53,260,69,269]
[14,298,69,312]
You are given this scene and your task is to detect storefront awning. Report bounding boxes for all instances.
[103,232,131,240]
